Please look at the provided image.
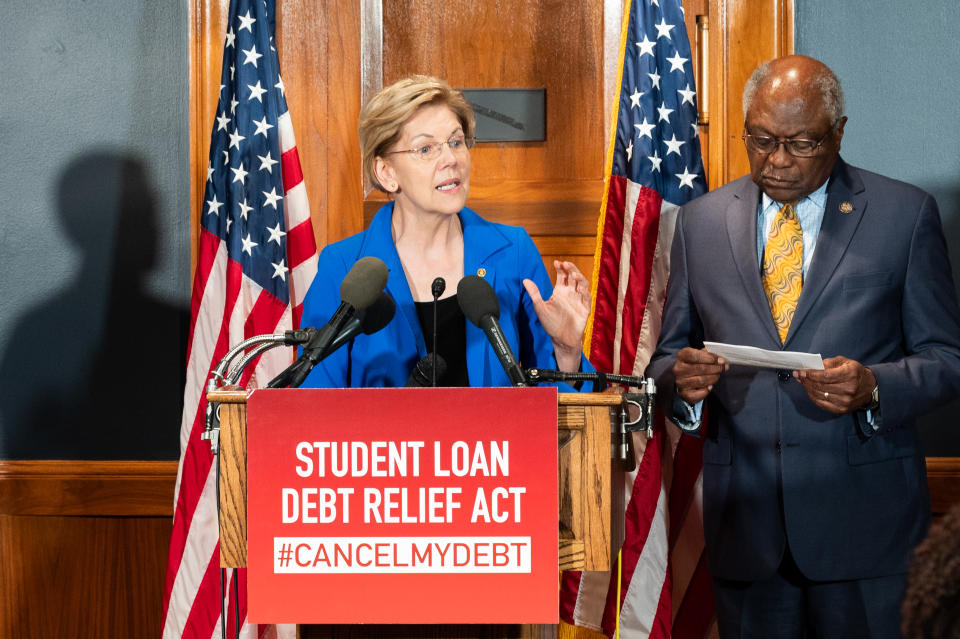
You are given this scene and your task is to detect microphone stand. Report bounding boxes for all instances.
[525,368,657,470]
[430,278,446,387]
[202,331,312,454]
[205,334,304,639]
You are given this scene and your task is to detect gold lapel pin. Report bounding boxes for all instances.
[477,267,487,277]
[839,201,854,214]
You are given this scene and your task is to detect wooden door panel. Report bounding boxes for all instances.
[192,0,794,285]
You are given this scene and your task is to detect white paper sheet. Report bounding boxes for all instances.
[703,341,824,370]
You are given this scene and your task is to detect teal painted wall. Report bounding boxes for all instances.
[796,0,960,454]
[0,1,189,459]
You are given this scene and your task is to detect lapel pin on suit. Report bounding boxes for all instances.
[477,267,487,277]
[839,201,854,214]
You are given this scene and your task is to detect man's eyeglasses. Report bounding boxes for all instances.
[384,135,476,161]
[741,130,832,158]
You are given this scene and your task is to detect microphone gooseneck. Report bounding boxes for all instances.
[430,277,446,386]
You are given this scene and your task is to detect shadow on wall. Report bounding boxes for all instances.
[0,151,188,459]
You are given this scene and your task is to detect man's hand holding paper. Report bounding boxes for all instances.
[673,347,730,405]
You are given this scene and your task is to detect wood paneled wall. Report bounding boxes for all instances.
[189,0,796,284]
[0,461,176,638]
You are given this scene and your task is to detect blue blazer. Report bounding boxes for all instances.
[648,159,960,582]
[299,203,593,390]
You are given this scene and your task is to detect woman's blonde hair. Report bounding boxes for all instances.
[359,75,476,192]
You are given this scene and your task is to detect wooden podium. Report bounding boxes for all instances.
[210,389,625,636]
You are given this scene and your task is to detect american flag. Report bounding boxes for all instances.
[161,0,317,636]
[561,0,713,637]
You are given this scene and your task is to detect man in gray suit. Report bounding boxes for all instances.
[647,55,960,638]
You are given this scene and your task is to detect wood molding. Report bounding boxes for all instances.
[705,0,795,190]
[188,0,230,281]
[0,460,178,517]
[0,461,175,637]
[2,456,956,520]
[927,456,960,515]
[2,456,957,519]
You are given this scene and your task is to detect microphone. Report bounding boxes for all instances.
[303,256,387,357]
[274,257,388,388]
[457,275,528,387]
[324,290,396,355]
[267,293,395,390]
[430,277,445,386]
[406,354,447,387]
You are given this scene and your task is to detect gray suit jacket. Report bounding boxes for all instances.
[647,158,960,582]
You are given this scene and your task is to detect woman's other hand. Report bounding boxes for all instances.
[523,260,590,373]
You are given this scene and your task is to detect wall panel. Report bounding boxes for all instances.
[0,461,176,638]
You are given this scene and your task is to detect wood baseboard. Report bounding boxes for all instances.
[1,457,957,517]
[0,460,177,637]
[925,457,960,516]
[0,459,178,516]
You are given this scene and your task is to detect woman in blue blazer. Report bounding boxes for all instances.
[299,76,594,389]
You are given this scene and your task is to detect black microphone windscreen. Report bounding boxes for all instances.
[361,291,396,335]
[405,354,447,387]
[457,275,500,326]
[340,256,388,309]
[431,277,446,299]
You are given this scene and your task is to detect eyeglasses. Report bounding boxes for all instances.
[383,135,475,161]
[741,130,832,157]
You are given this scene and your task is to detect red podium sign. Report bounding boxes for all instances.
[246,387,559,624]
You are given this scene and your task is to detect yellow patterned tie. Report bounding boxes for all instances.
[762,203,803,343]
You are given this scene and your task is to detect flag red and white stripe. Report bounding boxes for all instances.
[161,0,317,635]
[560,0,715,636]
